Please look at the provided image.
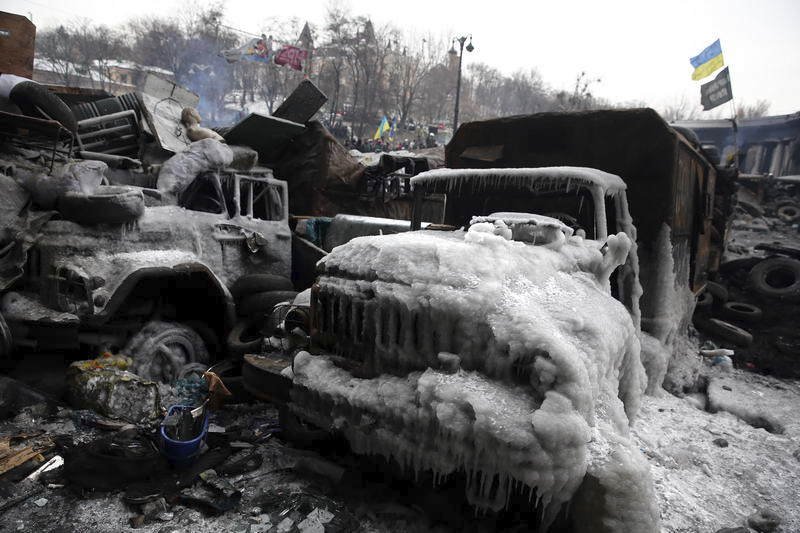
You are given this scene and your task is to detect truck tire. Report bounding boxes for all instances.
[58,186,145,225]
[748,257,800,302]
[123,321,210,383]
[721,302,763,323]
[227,318,264,356]
[776,204,800,223]
[8,80,78,132]
[231,274,294,301]
[697,317,753,347]
[704,281,728,304]
[239,290,297,317]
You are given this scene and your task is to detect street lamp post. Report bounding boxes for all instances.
[449,35,474,134]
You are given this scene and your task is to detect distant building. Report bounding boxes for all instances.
[0,11,36,78]
[104,60,176,89]
[32,57,175,96]
[675,112,800,177]
[33,57,135,95]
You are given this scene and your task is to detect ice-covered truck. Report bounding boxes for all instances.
[281,166,661,531]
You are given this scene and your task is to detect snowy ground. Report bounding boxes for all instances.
[1,364,798,532]
[633,368,800,533]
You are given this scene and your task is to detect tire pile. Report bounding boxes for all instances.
[226,274,297,357]
[694,254,800,377]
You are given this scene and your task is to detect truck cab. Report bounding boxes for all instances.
[409,166,642,323]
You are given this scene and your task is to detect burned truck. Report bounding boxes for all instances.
[283,167,660,531]
[1,156,291,382]
[442,109,724,389]
[275,109,723,527]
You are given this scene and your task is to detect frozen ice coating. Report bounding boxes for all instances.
[639,224,699,392]
[30,204,291,318]
[292,225,658,529]
[410,166,628,193]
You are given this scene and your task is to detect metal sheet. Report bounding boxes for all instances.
[273,79,327,125]
[223,113,305,164]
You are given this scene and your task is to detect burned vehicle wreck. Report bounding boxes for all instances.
[285,168,659,531]
[1,144,291,382]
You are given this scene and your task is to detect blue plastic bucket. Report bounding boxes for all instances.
[159,405,208,468]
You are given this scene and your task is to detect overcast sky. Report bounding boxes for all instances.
[5,0,800,115]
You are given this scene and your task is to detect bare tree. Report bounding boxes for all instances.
[127,17,188,77]
[737,100,771,119]
[36,25,81,86]
[37,21,126,90]
[389,34,441,128]
[660,95,701,122]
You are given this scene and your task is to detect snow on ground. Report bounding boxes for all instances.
[633,368,800,533]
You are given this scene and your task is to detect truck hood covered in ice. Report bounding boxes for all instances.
[296,224,659,529]
[319,224,624,292]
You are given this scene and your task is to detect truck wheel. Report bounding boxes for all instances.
[227,318,264,356]
[748,257,800,302]
[704,281,728,304]
[123,321,210,383]
[721,301,763,323]
[239,290,297,317]
[0,313,11,359]
[777,204,800,223]
[696,317,753,347]
[8,80,78,132]
[58,186,145,225]
[231,274,294,301]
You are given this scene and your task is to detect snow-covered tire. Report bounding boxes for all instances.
[776,203,800,223]
[238,290,297,317]
[123,321,210,383]
[704,281,728,304]
[227,318,264,356]
[721,301,763,323]
[697,317,753,347]
[748,257,800,302]
[230,274,293,301]
[58,186,145,225]
[0,313,11,359]
[9,80,77,132]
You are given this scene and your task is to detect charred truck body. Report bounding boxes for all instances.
[442,109,723,376]
[280,109,723,529]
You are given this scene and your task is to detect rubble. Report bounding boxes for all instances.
[66,355,160,424]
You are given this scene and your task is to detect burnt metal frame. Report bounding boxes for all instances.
[0,111,74,172]
[75,109,142,157]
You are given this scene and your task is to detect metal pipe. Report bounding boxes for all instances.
[453,38,465,133]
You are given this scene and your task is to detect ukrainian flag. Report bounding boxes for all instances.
[373,116,390,140]
[690,39,724,81]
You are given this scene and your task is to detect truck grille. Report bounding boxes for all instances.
[311,277,495,376]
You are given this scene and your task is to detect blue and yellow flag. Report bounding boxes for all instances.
[373,116,390,140]
[690,39,724,81]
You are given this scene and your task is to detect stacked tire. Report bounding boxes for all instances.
[227,274,296,357]
[748,257,800,303]
[694,281,757,347]
[58,186,145,225]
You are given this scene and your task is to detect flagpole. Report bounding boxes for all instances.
[727,64,738,170]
